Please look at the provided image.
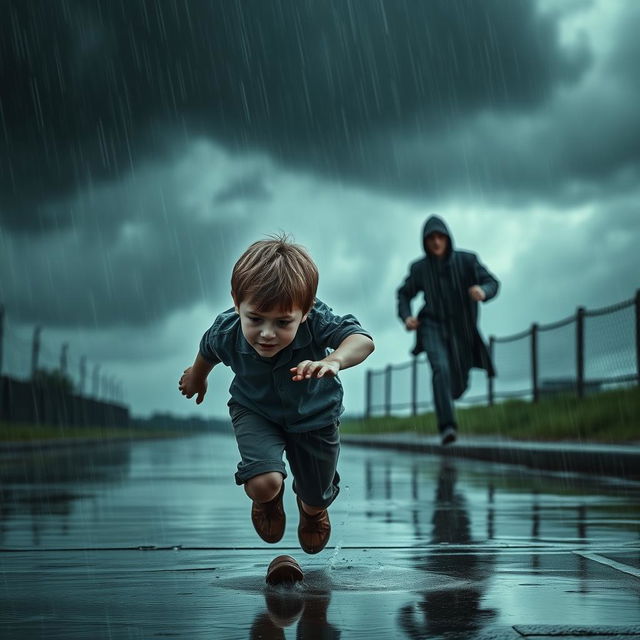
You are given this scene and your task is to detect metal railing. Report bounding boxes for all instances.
[0,303,129,427]
[0,303,124,403]
[365,290,640,418]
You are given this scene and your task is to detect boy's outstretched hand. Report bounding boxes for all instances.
[290,360,340,381]
[178,366,208,404]
[290,334,374,382]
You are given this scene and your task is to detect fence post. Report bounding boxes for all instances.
[0,304,4,376]
[364,370,372,419]
[60,343,68,376]
[31,325,42,379]
[79,356,87,395]
[531,323,539,403]
[92,364,100,398]
[384,364,392,417]
[635,289,640,386]
[576,307,585,398]
[411,356,418,415]
[488,336,495,406]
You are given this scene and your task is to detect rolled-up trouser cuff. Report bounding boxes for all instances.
[234,459,287,486]
[293,478,340,510]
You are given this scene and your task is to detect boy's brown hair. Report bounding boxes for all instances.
[231,234,319,313]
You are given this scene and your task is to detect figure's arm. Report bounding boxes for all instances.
[397,264,421,329]
[179,352,215,404]
[475,257,500,302]
[469,255,499,302]
[290,333,375,381]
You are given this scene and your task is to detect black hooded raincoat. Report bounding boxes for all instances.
[397,215,499,398]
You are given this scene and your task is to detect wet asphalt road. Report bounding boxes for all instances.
[1,432,639,639]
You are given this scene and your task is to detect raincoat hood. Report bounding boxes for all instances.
[422,215,454,256]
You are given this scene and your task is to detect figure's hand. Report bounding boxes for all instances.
[290,359,340,381]
[178,366,208,404]
[468,285,486,302]
[405,316,420,331]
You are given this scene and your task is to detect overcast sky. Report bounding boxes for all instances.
[1,0,639,419]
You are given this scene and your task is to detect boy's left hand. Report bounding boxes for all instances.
[290,359,340,381]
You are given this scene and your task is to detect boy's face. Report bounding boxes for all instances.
[235,299,308,357]
[425,231,449,258]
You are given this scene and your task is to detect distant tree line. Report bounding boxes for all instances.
[130,412,231,433]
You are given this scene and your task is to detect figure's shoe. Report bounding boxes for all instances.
[296,496,331,554]
[265,554,304,586]
[440,425,457,446]
[251,484,285,543]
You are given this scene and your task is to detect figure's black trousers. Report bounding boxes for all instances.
[419,319,467,431]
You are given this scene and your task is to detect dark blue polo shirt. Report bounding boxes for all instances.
[199,299,372,432]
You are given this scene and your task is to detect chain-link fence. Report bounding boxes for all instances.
[365,291,640,418]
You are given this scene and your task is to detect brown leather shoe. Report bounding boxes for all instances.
[296,496,331,554]
[251,484,285,543]
[265,554,304,586]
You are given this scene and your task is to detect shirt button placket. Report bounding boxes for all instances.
[274,370,287,429]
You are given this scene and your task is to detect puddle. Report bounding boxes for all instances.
[216,562,466,594]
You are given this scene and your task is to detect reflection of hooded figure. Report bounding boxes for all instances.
[399,459,496,638]
[397,215,499,435]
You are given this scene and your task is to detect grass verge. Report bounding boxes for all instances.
[341,385,640,442]
[0,422,183,443]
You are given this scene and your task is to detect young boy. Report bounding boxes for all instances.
[178,236,374,555]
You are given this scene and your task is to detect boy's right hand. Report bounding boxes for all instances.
[178,367,208,404]
[404,316,420,331]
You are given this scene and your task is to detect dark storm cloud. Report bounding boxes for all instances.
[608,2,640,89]
[0,165,248,327]
[1,0,589,229]
[0,218,235,328]
[354,0,640,209]
[213,173,271,204]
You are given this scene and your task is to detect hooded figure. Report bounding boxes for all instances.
[397,215,499,444]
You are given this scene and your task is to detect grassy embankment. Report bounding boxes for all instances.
[3,387,638,444]
[0,423,182,443]
[341,385,640,442]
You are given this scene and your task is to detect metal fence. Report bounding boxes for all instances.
[0,304,124,402]
[365,290,640,418]
[0,303,129,427]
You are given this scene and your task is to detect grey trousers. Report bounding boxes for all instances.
[420,319,466,432]
[228,402,341,509]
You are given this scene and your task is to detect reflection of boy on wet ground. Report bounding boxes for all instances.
[250,590,339,639]
[397,215,499,445]
[179,236,374,555]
